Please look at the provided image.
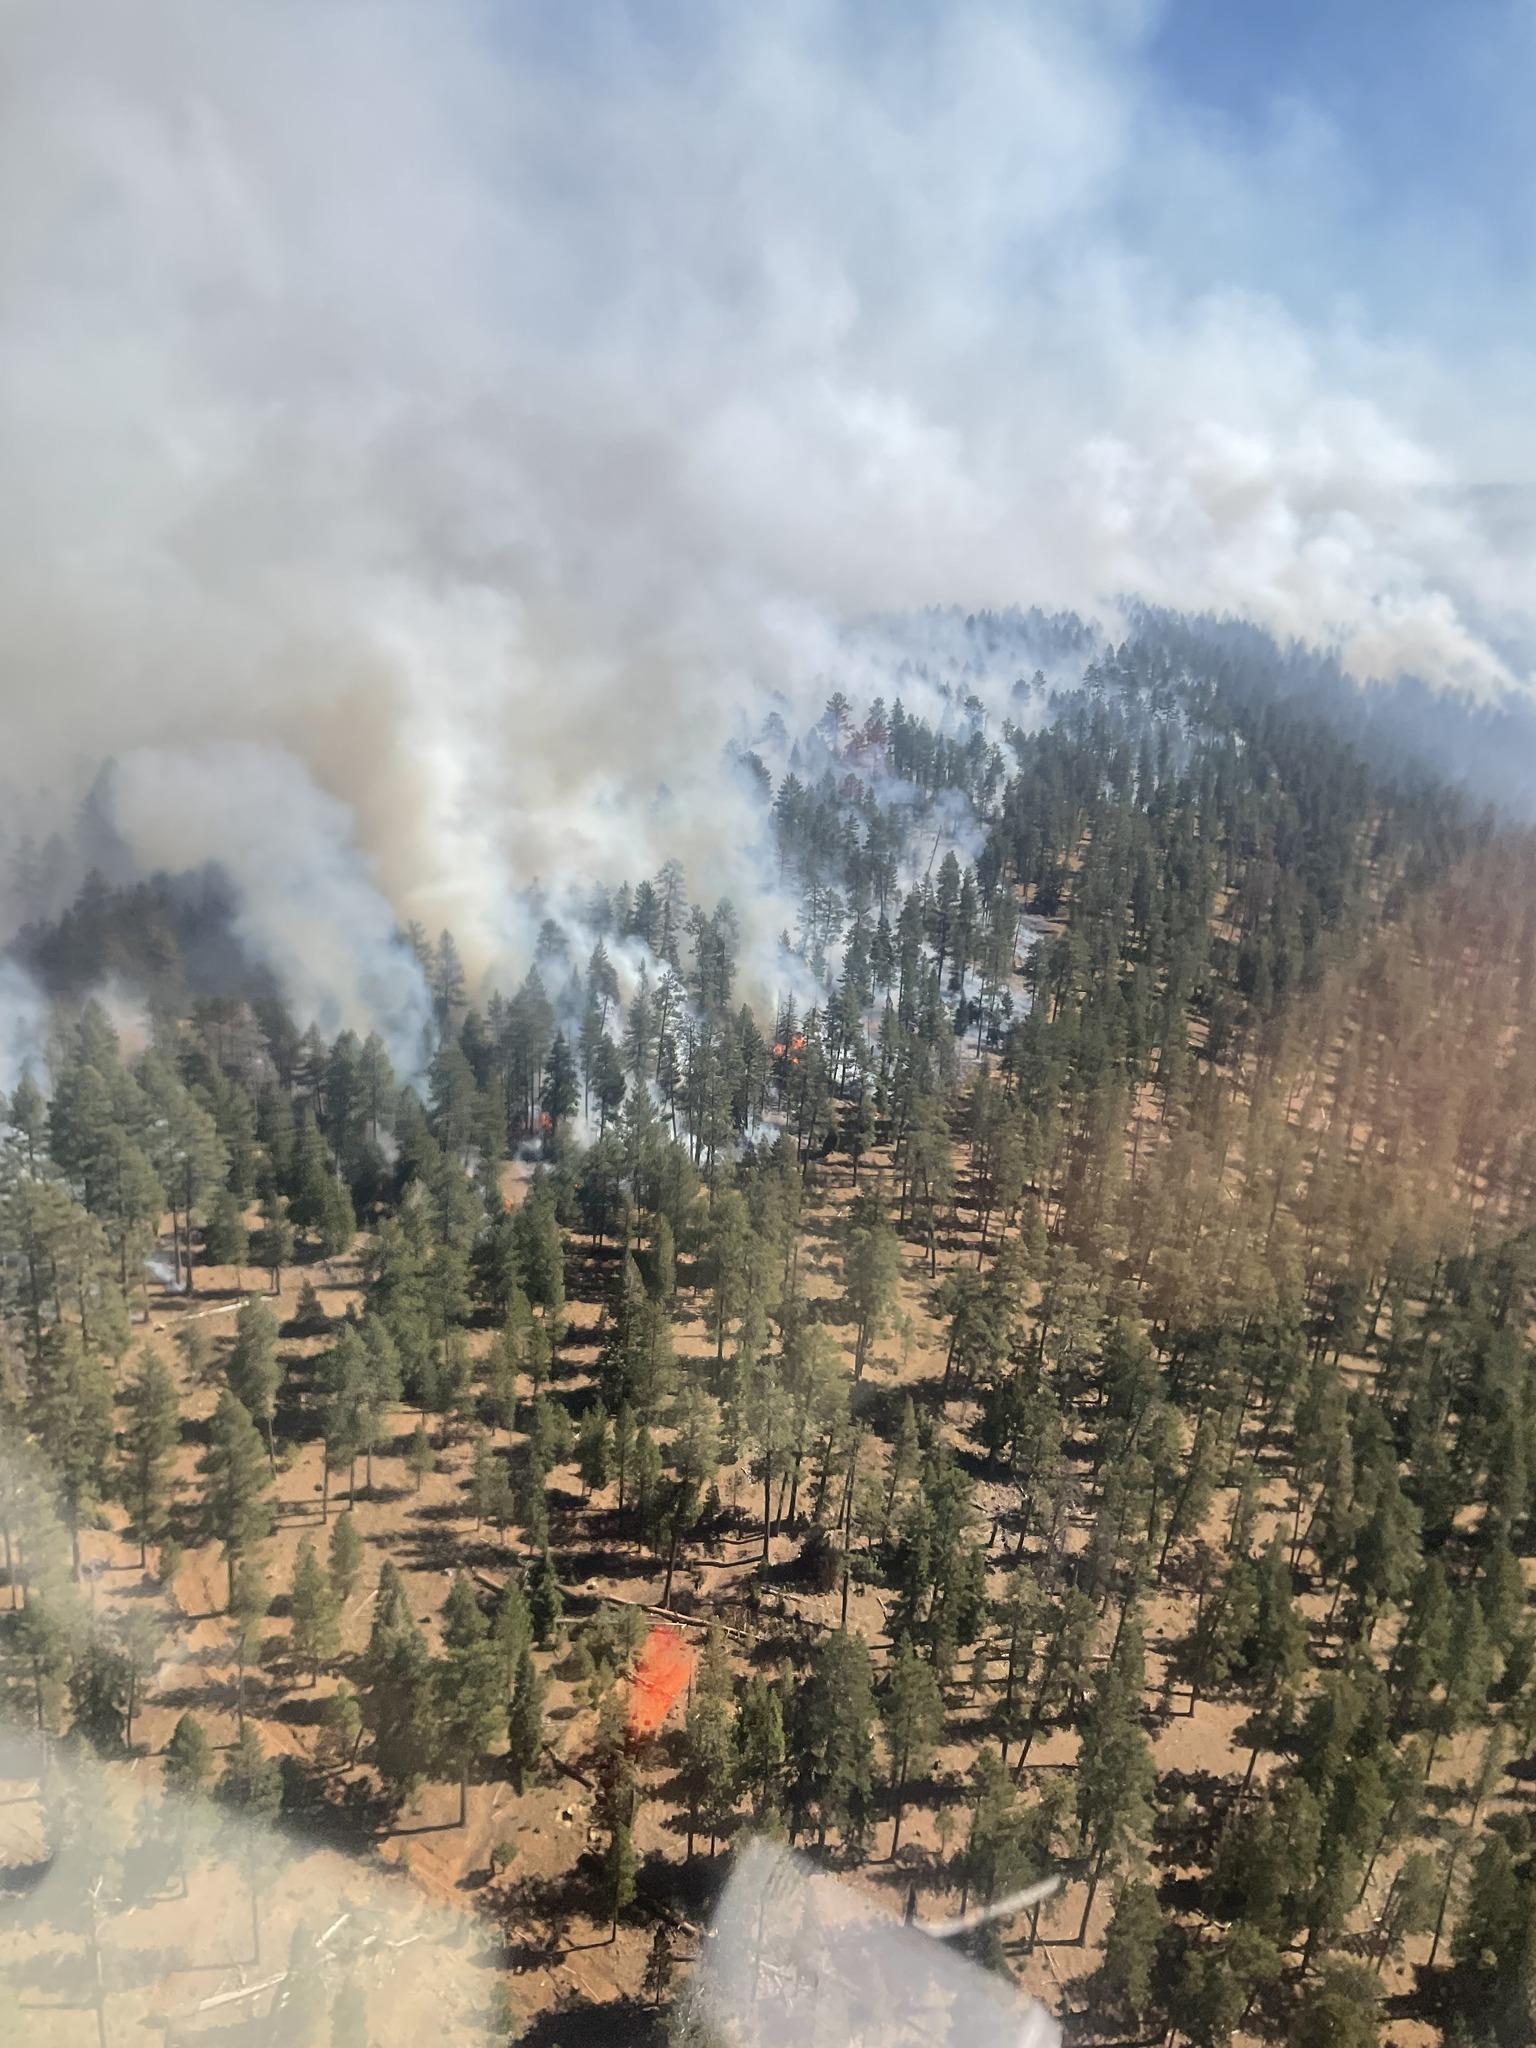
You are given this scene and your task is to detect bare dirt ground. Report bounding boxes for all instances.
[2,1102,1506,2048]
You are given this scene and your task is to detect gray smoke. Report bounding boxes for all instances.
[0,960,48,1096]
[1,0,1533,1032]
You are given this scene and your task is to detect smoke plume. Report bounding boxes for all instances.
[1,0,1534,1030]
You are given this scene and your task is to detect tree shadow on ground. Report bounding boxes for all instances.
[519,1995,667,2047]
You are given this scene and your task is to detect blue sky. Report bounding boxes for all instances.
[1148,0,1534,337]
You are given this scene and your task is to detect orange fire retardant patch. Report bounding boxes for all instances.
[627,1624,695,1739]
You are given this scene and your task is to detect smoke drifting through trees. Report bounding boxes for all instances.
[4,1,1536,1057]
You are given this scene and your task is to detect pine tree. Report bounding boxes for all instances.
[1075,1629,1155,1942]
[294,1275,330,1335]
[405,1422,435,1493]
[254,1195,296,1295]
[576,1402,611,1499]
[540,1032,579,1131]
[880,1638,944,1854]
[361,1596,438,1804]
[198,1389,275,1610]
[70,1635,130,1752]
[219,1720,282,1835]
[791,1628,876,1851]
[1292,1962,1381,2048]
[322,1682,363,1768]
[603,1821,638,1939]
[736,1674,787,1822]
[493,1576,533,1692]
[436,1636,506,1826]
[841,1196,901,1381]
[328,1509,363,1602]
[119,1348,181,1565]
[959,1749,1025,1916]
[290,1537,342,1683]
[507,1643,545,1792]
[644,1922,675,2006]
[1428,1590,1496,1776]
[681,1672,736,1858]
[203,1188,249,1279]
[442,1571,488,1650]
[217,1722,283,1961]
[227,1296,282,1468]
[118,1602,162,1748]
[32,1321,114,1573]
[469,1429,497,1528]
[230,1553,270,1734]
[527,1552,563,1645]
[1101,1878,1163,2027]
[164,1711,213,1794]
[356,1315,402,1489]
[1375,1849,1437,1972]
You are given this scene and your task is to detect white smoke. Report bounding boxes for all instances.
[1,0,1534,1025]
[0,958,49,1096]
[106,744,433,1073]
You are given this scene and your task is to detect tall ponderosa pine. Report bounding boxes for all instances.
[119,1349,181,1565]
[791,1628,876,1850]
[880,1638,944,1854]
[198,1389,274,1610]
[290,1537,342,1682]
[507,1642,545,1792]
[226,1296,282,1468]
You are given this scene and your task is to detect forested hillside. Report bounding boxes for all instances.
[5,621,1536,2048]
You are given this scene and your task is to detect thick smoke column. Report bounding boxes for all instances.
[106,743,433,1074]
[1,0,1534,1027]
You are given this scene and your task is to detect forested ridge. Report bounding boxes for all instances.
[5,620,1536,2047]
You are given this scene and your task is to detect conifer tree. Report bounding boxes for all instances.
[203,1187,249,1280]
[198,1389,275,1610]
[164,1711,213,1794]
[507,1642,545,1792]
[323,1682,364,1768]
[254,1195,296,1295]
[576,1402,611,1499]
[526,1551,563,1645]
[328,1509,363,1602]
[227,1296,282,1468]
[405,1422,435,1493]
[881,1638,944,1854]
[790,1628,876,1851]
[32,1321,114,1574]
[361,1591,438,1804]
[469,1428,497,1528]
[230,1552,270,1734]
[436,1631,505,1827]
[493,1576,533,1693]
[290,1537,342,1682]
[603,1821,638,1940]
[644,1921,675,2006]
[1075,1626,1155,1942]
[681,1653,736,1858]
[736,1674,787,1823]
[217,1722,283,1962]
[442,1570,487,1650]
[1101,1878,1163,2029]
[119,1348,181,1566]
[841,1196,901,1381]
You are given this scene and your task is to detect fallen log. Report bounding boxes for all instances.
[543,1743,593,1791]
